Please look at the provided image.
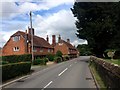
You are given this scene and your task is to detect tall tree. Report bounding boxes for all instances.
[71,2,120,57]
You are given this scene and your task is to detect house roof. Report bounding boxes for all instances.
[59,40,76,50]
[12,31,53,48]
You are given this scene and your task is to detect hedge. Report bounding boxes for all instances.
[46,54,55,61]
[2,54,31,63]
[54,56,62,63]
[33,58,48,65]
[2,62,31,81]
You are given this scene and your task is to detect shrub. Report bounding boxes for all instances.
[63,55,70,61]
[54,56,62,63]
[46,54,55,61]
[2,62,31,81]
[33,58,47,65]
[0,60,9,65]
[2,54,31,63]
[56,50,63,57]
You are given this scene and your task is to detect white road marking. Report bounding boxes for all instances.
[58,68,68,76]
[70,64,72,67]
[43,81,53,89]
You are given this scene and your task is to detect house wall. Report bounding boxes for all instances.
[2,35,26,56]
[54,43,69,55]
[33,47,54,56]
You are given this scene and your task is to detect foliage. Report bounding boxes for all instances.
[63,55,70,61]
[77,44,92,56]
[54,56,62,63]
[33,58,48,65]
[71,2,120,57]
[46,54,55,61]
[2,54,31,63]
[56,50,63,57]
[0,60,9,65]
[2,62,31,81]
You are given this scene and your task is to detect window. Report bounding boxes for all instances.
[48,49,50,52]
[40,48,43,52]
[33,47,37,52]
[13,36,20,41]
[13,47,20,51]
[59,43,63,46]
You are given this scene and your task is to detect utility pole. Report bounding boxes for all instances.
[30,11,34,62]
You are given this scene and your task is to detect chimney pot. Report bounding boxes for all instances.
[67,39,70,43]
[46,35,49,42]
[28,26,34,35]
[58,34,61,43]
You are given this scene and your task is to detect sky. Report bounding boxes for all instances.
[1,0,119,47]
[0,0,89,48]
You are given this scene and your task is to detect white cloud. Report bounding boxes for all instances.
[1,0,74,19]
[33,9,87,46]
[1,0,87,47]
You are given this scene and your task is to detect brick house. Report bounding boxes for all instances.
[51,35,79,58]
[2,28,54,58]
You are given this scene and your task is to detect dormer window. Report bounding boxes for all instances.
[13,47,20,51]
[13,36,20,41]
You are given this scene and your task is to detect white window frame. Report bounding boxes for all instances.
[40,48,43,52]
[48,49,50,52]
[13,36,20,41]
[13,47,20,51]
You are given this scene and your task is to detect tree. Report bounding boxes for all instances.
[56,50,63,57]
[71,2,120,57]
[77,44,92,56]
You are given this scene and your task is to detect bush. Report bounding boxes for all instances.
[0,60,9,65]
[54,56,62,63]
[2,62,31,81]
[56,50,63,57]
[2,54,31,63]
[46,54,55,61]
[63,55,70,61]
[33,58,47,65]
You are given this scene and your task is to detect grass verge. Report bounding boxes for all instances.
[103,59,120,65]
[89,64,107,89]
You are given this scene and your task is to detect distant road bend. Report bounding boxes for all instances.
[3,56,96,89]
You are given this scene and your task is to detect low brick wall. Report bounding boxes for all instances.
[90,56,120,89]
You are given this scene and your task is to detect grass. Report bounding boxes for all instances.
[103,59,120,65]
[90,64,107,89]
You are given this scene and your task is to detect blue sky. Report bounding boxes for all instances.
[0,0,88,47]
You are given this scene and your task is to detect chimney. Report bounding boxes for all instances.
[25,30,27,34]
[28,26,34,35]
[67,39,70,43]
[58,34,61,43]
[52,35,56,46]
[46,35,49,42]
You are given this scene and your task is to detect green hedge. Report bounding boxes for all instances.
[46,54,55,61]
[33,58,48,65]
[54,57,62,63]
[2,54,31,63]
[63,55,70,61]
[2,62,31,81]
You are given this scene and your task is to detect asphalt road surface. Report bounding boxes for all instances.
[3,56,96,89]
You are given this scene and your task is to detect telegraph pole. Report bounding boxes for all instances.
[30,11,34,62]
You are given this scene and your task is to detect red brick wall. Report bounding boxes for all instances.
[33,47,54,55]
[54,43,69,55]
[2,35,26,56]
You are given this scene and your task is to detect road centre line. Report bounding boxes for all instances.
[70,64,72,67]
[58,68,68,76]
[43,81,53,89]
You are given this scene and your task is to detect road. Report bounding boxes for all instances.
[3,56,96,89]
